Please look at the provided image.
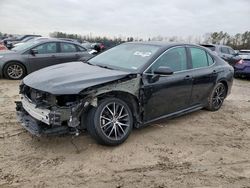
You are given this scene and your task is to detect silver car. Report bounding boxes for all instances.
[0,39,93,79]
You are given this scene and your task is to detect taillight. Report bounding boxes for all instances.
[237,59,243,64]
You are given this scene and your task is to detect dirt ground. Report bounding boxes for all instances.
[0,78,250,188]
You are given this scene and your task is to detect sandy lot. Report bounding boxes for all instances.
[0,78,250,188]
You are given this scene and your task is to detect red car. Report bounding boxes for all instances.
[0,43,8,51]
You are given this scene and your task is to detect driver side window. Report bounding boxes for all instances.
[147,47,188,73]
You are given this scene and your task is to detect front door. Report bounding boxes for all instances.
[28,42,60,72]
[142,46,193,122]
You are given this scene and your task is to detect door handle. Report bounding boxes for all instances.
[51,55,56,58]
[212,70,217,75]
[184,75,192,80]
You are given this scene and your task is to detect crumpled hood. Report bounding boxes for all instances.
[23,62,131,95]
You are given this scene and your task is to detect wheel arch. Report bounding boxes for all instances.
[92,90,141,127]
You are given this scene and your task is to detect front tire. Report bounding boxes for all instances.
[87,98,133,146]
[4,62,26,80]
[206,83,227,111]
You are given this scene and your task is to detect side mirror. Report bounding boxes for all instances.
[233,52,239,56]
[30,49,38,55]
[154,66,173,75]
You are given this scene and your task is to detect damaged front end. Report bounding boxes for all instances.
[16,84,91,136]
[15,74,142,137]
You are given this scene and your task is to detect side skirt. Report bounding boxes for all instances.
[141,104,204,127]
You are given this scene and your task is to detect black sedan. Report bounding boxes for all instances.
[16,42,234,146]
[0,39,93,79]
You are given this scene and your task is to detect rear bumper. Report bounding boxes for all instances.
[234,64,250,76]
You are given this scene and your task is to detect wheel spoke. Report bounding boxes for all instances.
[108,126,115,137]
[117,122,129,127]
[113,102,116,116]
[118,106,124,117]
[101,121,112,128]
[101,116,112,121]
[103,123,113,132]
[106,106,114,116]
[117,123,125,134]
[114,125,118,140]
[118,113,128,119]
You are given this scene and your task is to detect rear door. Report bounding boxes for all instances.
[28,42,60,72]
[58,42,82,63]
[75,45,93,61]
[187,46,218,106]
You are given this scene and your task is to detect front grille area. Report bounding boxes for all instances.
[20,84,55,106]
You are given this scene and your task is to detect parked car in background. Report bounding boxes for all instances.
[238,49,250,58]
[0,42,8,51]
[92,42,105,52]
[2,34,42,49]
[81,42,105,54]
[234,51,250,78]
[57,38,81,44]
[16,42,234,145]
[13,37,51,48]
[201,44,241,66]
[0,39,94,79]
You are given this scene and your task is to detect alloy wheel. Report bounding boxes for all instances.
[212,84,226,109]
[7,64,24,79]
[99,102,131,140]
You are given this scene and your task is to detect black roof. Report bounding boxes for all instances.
[127,41,205,49]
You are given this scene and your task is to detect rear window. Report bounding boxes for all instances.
[220,47,230,54]
[60,43,77,53]
[190,47,209,68]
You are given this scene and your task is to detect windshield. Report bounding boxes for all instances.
[88,43,160,71]
[11,40,40,52]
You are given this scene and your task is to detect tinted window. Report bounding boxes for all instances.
[61,43,77,53]
[190,47,208,68]
[148,47,188,73]
[221,47,229,54]
[33,42,57,54]
[207,53,214,65]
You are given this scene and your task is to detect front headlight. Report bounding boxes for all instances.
[0,56,4,58]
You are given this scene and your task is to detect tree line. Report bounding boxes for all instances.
[49,31,250,50]
[1,31,250,50]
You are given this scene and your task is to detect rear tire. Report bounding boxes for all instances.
[3,62,26,80]
[87,98,133,146]
[206,83,226,111]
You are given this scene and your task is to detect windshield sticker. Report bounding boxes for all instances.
[134,51,152,57]
[131,66,138,70]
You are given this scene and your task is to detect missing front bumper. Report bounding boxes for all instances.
[15,101,70,136]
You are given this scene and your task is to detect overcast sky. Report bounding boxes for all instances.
[0,0,249,39]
